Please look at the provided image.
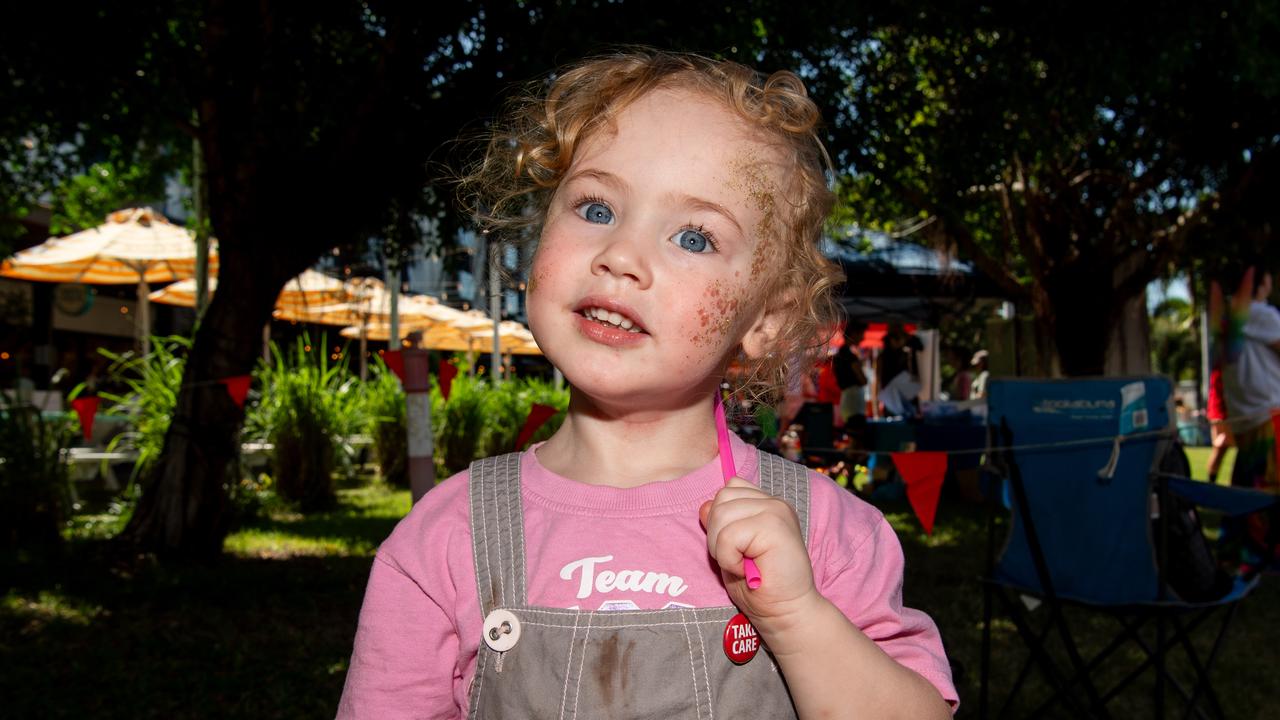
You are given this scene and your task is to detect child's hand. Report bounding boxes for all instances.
[700,477,819,636]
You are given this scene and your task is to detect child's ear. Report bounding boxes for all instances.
[740,293,792,360]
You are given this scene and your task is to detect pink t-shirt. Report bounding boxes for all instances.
[337,434,957,718]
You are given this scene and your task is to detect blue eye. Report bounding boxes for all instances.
[672,228,713,253]
[578,201,614,224]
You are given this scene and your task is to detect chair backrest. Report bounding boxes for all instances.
[987,377,1172,605]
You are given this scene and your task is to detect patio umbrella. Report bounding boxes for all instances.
[339,318,543,356]
[148,269,346,310]
[282,278,488,375]
[0,207,217,355]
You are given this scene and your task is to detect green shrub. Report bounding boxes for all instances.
[0,394,73,556]
[97,335,188,485]
[365,361,407,487]
[431,373,568,477]
[245,335,365,512]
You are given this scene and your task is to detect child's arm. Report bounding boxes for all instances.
[763,594,952,719]
[336,552,461,720]
[702,478,952,719]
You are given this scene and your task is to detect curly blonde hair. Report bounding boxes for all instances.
[459,48,843,405]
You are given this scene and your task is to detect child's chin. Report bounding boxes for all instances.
[569,376,708,414]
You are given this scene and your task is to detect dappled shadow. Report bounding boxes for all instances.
[2,541,377,719]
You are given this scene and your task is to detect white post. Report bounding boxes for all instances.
[404,348,435,502]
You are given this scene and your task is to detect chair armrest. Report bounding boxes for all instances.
[1160,475,1279,516]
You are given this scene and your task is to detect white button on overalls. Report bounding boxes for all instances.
[482,609,521,652]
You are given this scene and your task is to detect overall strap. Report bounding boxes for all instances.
[756,450,812,546]
[469,453,528,617]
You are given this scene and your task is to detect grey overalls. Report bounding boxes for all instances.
[466,450,811,720]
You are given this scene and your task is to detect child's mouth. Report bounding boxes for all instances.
[579,306,646,334]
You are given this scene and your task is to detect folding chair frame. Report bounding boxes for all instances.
[978,419,1245,720]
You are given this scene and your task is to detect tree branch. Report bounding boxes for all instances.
[885,175,1029,301]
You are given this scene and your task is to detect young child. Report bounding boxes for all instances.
[337,49,956,719]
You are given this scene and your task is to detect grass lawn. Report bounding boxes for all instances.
[1184,445,1236,483]
[3,474,1274,719]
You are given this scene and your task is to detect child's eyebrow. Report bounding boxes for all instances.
[565,167,745,237]
[563,168,628,194]
[665,193,744,237]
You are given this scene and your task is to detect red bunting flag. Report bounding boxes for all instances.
[70,396,99,441]
[439,360,458,401]
[1272,411,1280,473]
[891,452,948,535]
[515,403,559,451]
[219,375,252,409]
[382,350,405,383]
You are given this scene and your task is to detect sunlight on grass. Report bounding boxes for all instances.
[1184,446,1235,484]
[338,485,412,516]
[2,590,105,631]
[883,510,965,547]
[224,529,377,558]
[65,512,129,541]
[224,484,411,559]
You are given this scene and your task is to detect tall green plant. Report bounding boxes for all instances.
[430,374,568,477]
[97,336,189,484]
[365,361,407,488]
[0,394,72,556]
[245,335,365,511]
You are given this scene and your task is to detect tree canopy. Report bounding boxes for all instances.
[803,1,1280,373]
[5,1,1279,556]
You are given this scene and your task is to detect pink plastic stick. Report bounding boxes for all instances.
[714,392,762,589]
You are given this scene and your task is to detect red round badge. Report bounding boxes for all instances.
[723,612,760,665]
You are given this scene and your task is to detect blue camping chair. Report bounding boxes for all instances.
[978,377,1277,720]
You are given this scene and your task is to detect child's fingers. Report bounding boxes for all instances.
[702,490,797,566]
[707,511,794,576]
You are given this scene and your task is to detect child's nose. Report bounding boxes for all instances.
[591,230,652,288]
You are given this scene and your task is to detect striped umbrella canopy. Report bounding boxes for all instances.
[0,207,217,354]
[340,318,543,356]
[148,269,346,310]
[273,277,463,327]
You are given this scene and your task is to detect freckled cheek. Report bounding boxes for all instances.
[685,281,750,348]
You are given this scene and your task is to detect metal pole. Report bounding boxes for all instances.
[489,246,501,381]
[388,266,400,351]
[1199,308,1210,410]
[137,279,151,357]
[193,132,210,317]
[404,348,435,502]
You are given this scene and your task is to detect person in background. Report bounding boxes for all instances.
[835,323,868,418]
[948,348,973,401]
[969,349,990,400]
[1205,367,1233,484]
[1216,260,1280,576]
[834,322,868,438]
[877,324,922,418]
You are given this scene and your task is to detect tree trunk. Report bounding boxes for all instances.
[121,245,296,561]
[1042,267,1120,377]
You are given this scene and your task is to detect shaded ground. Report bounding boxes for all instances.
[2,479,1274,719]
